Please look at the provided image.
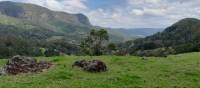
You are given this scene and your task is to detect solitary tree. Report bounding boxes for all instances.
[80,29,109,56]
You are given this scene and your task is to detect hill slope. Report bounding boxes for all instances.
[0,1,100,57]
[0,1,94,43]
[131,18,200,56]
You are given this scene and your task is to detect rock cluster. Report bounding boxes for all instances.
[72,60,107,72]
[0,55,52,75]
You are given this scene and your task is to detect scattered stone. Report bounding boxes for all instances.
[0,55,52,75]
[72,60,107,72]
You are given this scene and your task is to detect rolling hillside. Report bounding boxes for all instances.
[131,18,200,56]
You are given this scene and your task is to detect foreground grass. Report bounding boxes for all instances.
[0,53,200,88]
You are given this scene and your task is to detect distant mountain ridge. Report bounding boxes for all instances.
[107,28,164,42]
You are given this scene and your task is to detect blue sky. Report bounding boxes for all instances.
[85,0,127,10]
[0,0,199,28]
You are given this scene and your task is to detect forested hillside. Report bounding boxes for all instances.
[130,18,200,56]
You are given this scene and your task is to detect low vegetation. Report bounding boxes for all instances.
[0,52,200,88]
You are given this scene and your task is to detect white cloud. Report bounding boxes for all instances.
[122,0,200,28]
[144,8,167,16]
[0,0,89,13]
[131,8,167,16]
[131,9,144,16]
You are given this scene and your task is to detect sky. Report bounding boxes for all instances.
[0,0,199,28]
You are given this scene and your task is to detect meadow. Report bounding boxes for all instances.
[0,52,200,88]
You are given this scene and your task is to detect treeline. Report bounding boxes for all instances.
[0,24,81,58]
[0,35,41,58]
[0,24,123,58]
[0,35,82,58]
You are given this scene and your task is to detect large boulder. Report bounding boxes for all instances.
[0,55,52,75]
[72,60,107,72]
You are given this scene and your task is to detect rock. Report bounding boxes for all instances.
[72,60,88,68]
[0,67,6,75]
[0,55,53,75]
[72,60,107,72]
[7,55,37,66]
[37,60,52,70]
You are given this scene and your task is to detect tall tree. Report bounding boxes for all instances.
[81,29,109,56]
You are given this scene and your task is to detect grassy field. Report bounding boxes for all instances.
[0,53,200,88]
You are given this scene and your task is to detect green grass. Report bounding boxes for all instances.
[1,52,200,88]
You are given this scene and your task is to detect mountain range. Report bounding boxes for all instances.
[108,28,163,41]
